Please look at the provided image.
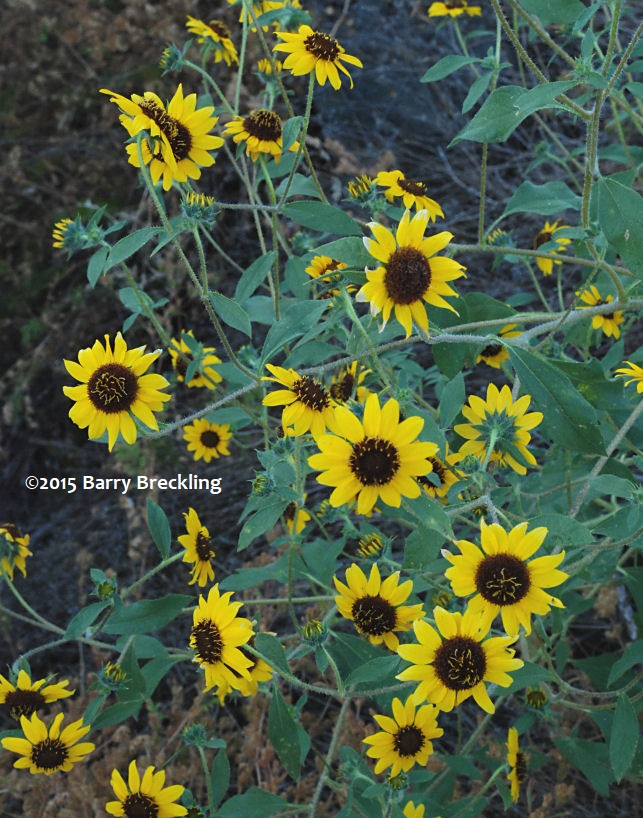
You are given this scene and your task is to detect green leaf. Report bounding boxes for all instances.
[217,788,288,818]
[595,177,643,273]
[87,246,109,287]
[260,300,328,365]
[608,640,643,686]
[504,661,555,694]
[105,227,162,270]
[103,594,191,635]
[208,290,252,337]
[452,82,576,144]
[282,201,362,236]
[556,736,613,795]
[237,499,291,551]
[509,347,604,454]
[610,694,639,782]
[210,750,231,810]
[269,686,306,779]
[146,498,171,560]
[462,71,493,114]
[254,632,289,678]
[64,601,110,640]
[438,371,466,429]
[403,527,445,571]
[235,252,275,302]
[313,236,372,268]
[91,700,142,731]
[421,54,482,83]
[519,0,592,25]
[282,115,303,151]
[344,655,401,691]
[501,180,581,218]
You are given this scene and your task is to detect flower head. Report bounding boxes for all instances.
[106,759,187,817]
[210,643,273,703]
[453,383,542,475]
[189,584,255,691]
[428,0,481,16]
[329,361,370,404]
[334,563,425,650]
[403,803,426,818]
[308,393,438,515]
[52,217,74,249]
[356,210,465,338]
[262,363,336,438]
[375,170,444,220]
[283,500,311,535]
[506,727,527,802]
[185,16,238,66]
[63,333,171,451]
[178,508,216,587]
[347,173,375,200]
[577,285,625,339]
[363,695,443,777]
[357,532,384,558]
[183,419,232,462]
[443,519,567,636]
[274,24,363,90]
[614,360,643,393]
[397,605,523,713]
[0,523,32,580]
[168,331,222,390]
[1,712,94,775]
[417,445,462,500]
[476,324,521,369]
[223,109,298,163]
[0,670,74,721]
[305,255,350,300]
[533,219,571,275]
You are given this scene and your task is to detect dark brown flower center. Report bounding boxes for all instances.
[398,178,428,197]
[445,0,467,8]
[174,352,191,378]
[122,792,159,818]
[304,31,340,61]
[427,457,446,484]
[208,19,232,39]
[138,98,169,128]
[283,502,297,522]
[244,109,282,142]
[191,619,224,664]
[349,437,400,485]
[385,247,431,305]
[1,524,21,540]
[352,595,397,636]
[292,377,330,412]
[393,725,425,757]
[434,636,486,691]
[515,752,527,781]
[4,689,46,720]
[480,343,502,359]
[475,554,530,605]
[533,230,551,249]
[161,116,193,162]
[88,363,138,413]
[31,738,68,771]
[201,430,220,449]
[195,531,214,562]
[330,371,355,402]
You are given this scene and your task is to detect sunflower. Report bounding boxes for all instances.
[532,219,571,275]
[178,508,216,587]
[403,803,426,818]
[334,562,425,650]
[210,643,273,702]
[102,84,224,191]
[363,695,443,777]
[231,0,302,32]
[476,324,521,369]
[183,419,232,462]
[0,523,32,580]
[106,759,187,817]
[356,209,465,338]
[262,363,336,438]
[189,584,255,691]
[397,605,523,713]
[428,1,482,16]
[417,445,462,500]
[52,217,73,249]
[168,331,222,390]
[357,531,384,558]
[347,173,375,200]
[283,500,311,535]
[0,670,74,721]
[577,285,625,339]
[328,361,369,405]
[308,393,438,515]
[305,255,349,299]
[615,360,643,393]
[453,383,542,475]
[1,712,94,775]
[223,109,298,163]
[257,57,283,76]
[506,727,527,802]
[185,16,238,66]
[442,519,567,636]
[63,333,171,451]
[273,24,363,90]
[375,170,444,221]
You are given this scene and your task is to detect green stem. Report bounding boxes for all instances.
[121,551,184,600]
[197,744,216,817]
[308,698,350,818]
[259,155,282,321]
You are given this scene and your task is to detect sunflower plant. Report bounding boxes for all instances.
[5,0,643,816]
